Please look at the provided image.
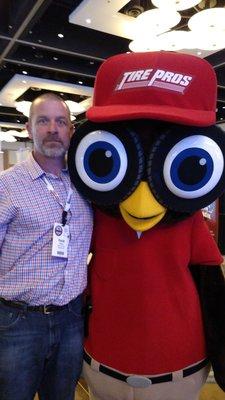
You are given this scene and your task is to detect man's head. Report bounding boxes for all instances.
[26,93,74,159]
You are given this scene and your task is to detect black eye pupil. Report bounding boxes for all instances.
[89,149,113,177]
[178,156,207,185]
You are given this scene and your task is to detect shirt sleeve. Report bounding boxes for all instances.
[0,180,16,249]
[190,210,223,266]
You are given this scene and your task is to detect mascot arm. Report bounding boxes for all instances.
[190,264,225,391]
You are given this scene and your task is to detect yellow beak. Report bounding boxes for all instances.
[119,181,166,232]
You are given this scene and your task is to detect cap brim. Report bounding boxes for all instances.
[86,104,215,127]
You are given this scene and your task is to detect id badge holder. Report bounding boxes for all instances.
[52,223,70,258]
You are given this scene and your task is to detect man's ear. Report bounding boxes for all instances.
[70,123,75,138]
[26,121,33,140]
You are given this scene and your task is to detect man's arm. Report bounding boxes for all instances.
[0,180,15,249]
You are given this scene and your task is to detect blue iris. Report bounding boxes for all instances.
[83,141,121,184]
[170,148,213,191]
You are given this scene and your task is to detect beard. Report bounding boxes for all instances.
[34,137,68,158]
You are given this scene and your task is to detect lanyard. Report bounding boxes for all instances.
[42,176,73,226]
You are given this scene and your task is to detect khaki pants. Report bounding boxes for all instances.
[83,360,210,400]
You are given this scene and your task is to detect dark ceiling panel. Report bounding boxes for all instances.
[20,0,130,59]
[6,43,101,77]
[0,37,10,53]
[0,0,38,36]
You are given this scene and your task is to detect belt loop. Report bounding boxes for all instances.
[43,305,52,315]
[91,358,101,372]
[68,300,72,312]
[172,370,183,382]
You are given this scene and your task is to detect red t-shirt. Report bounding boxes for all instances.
[85,210,223,374]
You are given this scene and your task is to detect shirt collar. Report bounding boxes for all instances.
[26,152,68,181]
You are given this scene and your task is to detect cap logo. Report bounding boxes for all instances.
[115,68,193,94]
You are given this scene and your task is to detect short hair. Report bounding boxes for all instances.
[29,92,71,121]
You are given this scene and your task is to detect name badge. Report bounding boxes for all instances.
[52,223,70,258]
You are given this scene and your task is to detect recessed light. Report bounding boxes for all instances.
[86,18,91,24]
[78,81,83,85]
[8,25,12,29]
[53,57,58,61]
[89,61,94,65]
[223,106,225,109]
[22,70,28,75]
[58,33,64,38]
[22,80,27,84]
[38,39,42,43]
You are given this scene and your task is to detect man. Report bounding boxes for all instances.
[0,93,93,400]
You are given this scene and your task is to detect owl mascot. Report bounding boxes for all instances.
[68,51,225,400]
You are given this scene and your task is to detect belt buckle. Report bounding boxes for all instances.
[43,305,52,315]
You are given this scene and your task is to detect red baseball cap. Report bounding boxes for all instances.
[87,51,217,127]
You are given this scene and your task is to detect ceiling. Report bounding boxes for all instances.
[0,0,225,141]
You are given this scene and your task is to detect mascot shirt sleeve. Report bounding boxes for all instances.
[190,211,223,266]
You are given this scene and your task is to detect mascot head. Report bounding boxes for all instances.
[68,51,225,232]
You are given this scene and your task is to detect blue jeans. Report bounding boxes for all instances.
[0,295,84,400]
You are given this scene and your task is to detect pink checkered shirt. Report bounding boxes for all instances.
[0,153,93,305]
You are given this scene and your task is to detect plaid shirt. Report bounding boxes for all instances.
[0,153,93,305]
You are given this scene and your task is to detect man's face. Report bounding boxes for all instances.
[27,99,74,158]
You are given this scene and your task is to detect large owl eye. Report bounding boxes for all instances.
[147,126,225,213]
[68,121,144,205]
[163,135,224,198]
[75,131,128,191]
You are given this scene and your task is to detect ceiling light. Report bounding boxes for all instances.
[152,0,201,11]
[65,100,85,115]
[22,70,28,75]
[6,129,29,138]
[188,8,225,32]
[134,9,181,38]
[196,31,225,50]
[86,18,91,24]
[130,6,225,53]
[78,81,83,85]
[0,132,17,142]
[129,36,163,52]
[158,30,196,51]
[57,33,64,38]
[129,31,195,52]
[15,101,31,118]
